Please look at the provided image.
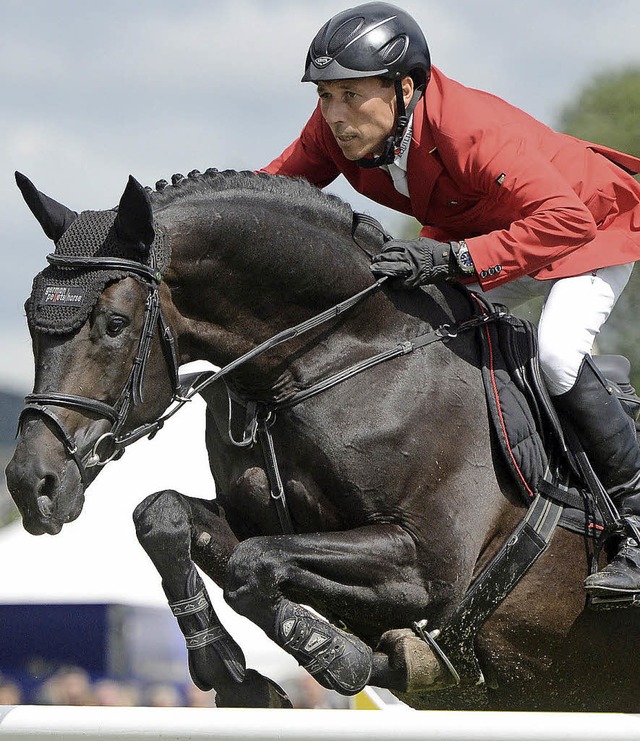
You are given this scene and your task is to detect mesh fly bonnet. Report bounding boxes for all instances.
[27,209,170,335]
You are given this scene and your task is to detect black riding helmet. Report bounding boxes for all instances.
[302,3,431,167]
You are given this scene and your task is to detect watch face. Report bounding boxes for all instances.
[457,243,474,273]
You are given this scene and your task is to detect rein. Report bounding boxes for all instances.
[22,216,503,522]
[221,296,504,534]
[115,278,389,447]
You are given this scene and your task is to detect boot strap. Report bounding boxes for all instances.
[168,589,209,617]
[185,625,227,650]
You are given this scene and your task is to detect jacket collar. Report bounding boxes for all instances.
[405,76,443,221]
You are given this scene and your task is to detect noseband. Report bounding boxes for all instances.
[19,253,180,485]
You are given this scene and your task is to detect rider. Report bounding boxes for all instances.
[261,2,640,596]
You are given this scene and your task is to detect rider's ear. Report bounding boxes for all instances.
[15,171,78,242]
[115,175,155,257]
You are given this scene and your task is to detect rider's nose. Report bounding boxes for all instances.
[322,100,346,127]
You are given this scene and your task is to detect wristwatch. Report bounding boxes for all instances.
[453,240,475,275]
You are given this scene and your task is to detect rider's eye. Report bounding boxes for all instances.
[106,315,129,337]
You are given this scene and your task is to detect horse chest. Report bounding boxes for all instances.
[222,463,346,536]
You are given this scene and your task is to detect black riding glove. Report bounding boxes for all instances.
[370,238,474,289]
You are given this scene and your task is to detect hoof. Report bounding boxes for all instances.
[377,628,456,692]
[214,669,293,708]
[276,601,372,695]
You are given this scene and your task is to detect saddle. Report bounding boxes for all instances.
[474,291,639,535]
[423,291,640,690]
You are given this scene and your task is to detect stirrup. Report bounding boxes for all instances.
[585,526,640,608]
[588,592,640,611]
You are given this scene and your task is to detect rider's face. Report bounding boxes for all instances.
[317,76,414,161]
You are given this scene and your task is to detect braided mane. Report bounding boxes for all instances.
[147,168,354,224]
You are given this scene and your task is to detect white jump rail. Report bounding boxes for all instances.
[1,707,640,741]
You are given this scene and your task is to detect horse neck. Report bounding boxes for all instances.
[157,189,380,383]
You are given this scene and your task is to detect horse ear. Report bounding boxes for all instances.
[15,171,78,242]
[114,175,155,256]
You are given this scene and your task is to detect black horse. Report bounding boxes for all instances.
[6,170,640,711]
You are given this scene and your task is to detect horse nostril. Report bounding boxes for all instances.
[36,494,53,518]
[36,475,57,518]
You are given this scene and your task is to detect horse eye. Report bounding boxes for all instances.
[106,315,129,337]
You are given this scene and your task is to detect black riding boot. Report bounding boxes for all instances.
[552,356,640,595]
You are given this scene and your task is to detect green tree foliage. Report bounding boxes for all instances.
[559,67,640,159]
[558,67,640,390]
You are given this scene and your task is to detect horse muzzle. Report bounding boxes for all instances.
[5,439,86,536]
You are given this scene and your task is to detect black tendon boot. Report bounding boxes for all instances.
[552,356,640,595]
[275,600,372,695]
[165,566,246,688]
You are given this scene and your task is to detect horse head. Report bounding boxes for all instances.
[6,174,179,534]
[6,168,386,535]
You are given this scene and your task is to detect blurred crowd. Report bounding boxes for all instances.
[0,666,349,709]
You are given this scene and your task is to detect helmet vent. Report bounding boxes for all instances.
[381,35,408,67]
[327,17,365,56]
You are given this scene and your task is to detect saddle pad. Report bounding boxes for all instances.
[475,307,548,502]
[471,296,602,536]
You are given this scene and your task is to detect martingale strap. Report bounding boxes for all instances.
[115,279,390,448]
[271,311,505,412]
[222,306,506,536]
[257,417,295,535]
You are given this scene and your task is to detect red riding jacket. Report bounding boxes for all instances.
[262,67,640,291]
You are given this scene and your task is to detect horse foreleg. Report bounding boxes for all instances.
[133,489,291,708]
[224,524,447,696]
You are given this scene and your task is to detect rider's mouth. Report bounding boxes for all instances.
[335,132,358,147]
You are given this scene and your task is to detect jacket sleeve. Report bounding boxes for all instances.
[455,127,598,291]
[261,106,341,189]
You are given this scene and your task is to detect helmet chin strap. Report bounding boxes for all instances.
[356,80,423,169]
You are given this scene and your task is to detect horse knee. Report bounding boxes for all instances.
[133,489,191,551]
[225,538,288,620]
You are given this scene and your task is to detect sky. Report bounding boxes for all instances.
[2,0,640,393]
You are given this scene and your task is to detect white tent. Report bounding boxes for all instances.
[0,376,300,683]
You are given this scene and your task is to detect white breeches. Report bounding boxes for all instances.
[467,263,635,396]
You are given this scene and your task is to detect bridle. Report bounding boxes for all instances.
[19,249,389,488]
[18,213,502,499]
[18,252,180,486]
[17,213,386,488]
